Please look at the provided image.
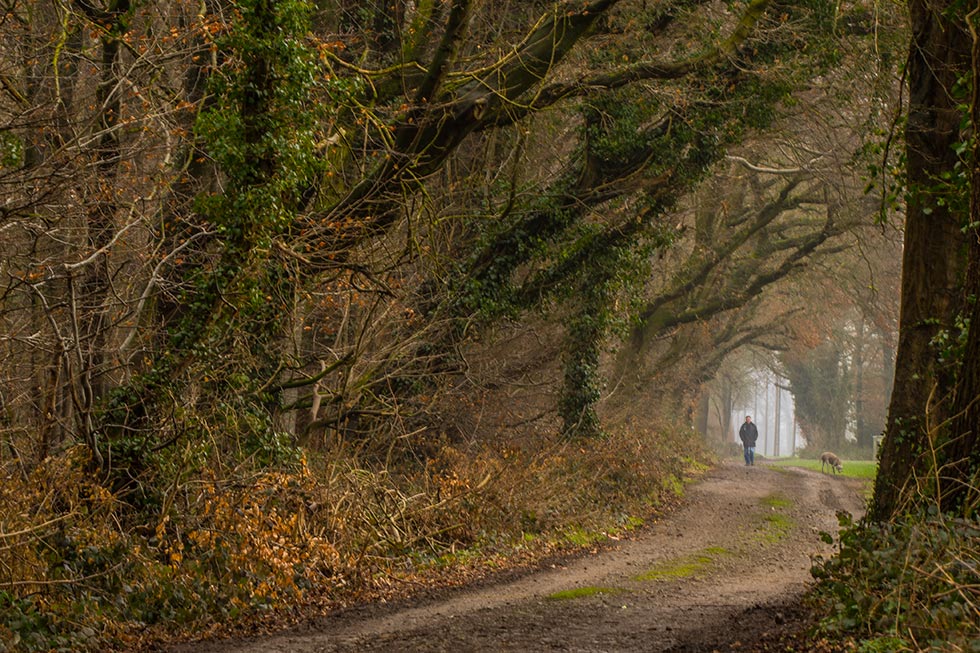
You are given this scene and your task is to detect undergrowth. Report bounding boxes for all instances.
[810,510,980,652]
[0,422,708,651]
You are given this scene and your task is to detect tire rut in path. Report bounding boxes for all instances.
[172,462,867,653]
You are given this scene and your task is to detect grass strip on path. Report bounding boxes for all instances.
[633,546,732,582]
[769,457,877,480]
[547,586,628,600]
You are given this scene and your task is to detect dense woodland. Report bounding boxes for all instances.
[0,0,977,650]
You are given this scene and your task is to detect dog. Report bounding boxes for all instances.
[820,451,843,475]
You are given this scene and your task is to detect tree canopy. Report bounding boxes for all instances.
[0,0,887,463]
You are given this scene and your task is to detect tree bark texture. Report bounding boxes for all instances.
[871,0,971,520]
[940,14,980,515]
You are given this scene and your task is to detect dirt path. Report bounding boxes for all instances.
[172,461,867,653]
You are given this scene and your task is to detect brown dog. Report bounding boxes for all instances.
[820,451,843,474]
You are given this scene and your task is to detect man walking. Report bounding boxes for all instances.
[739,415,759,466]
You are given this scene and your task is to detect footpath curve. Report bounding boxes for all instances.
[172,461,867,653]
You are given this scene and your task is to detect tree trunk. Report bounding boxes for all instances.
[773,380,781,457]
[870,0,971,521]
[717,377,734,446]
[854,315,868,451]
[695,391,710,438]
[939,22,980,515]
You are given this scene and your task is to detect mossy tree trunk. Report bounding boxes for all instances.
[940,22,980,516]
[870,0,971,521]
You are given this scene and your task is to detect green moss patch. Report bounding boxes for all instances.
[702,545,731,556]
[661,473,684,497]
[758,511,794,543]
[753,493,795,543]
[547,586,627,600]
[760,493,792,509]
[562,526,601,547]
[634,546,731,582]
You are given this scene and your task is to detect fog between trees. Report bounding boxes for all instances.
[0,0,900,464]
[0,0,943,647]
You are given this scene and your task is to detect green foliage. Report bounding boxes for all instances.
[0,452,341,651]
[743,492,796,543]
[0,132,23,169]
[95,0,324,486]
[0,0,895,649]
[243,428,304,467]
[583,89,655,167]
[559,270,609,438]
[197,0,321,191]
[931,312,970,369]
[558,221,665,438]
[862,121,908,225]
[0,410,708,649]
[449,0,833,439]
[811,511,980,651]
[661,474,684,497]
[0,591,99,653]
[854,637,914,653]
[186,0,321,338]
[781,340,853,451]
[758,512,794,543]
[561,525,603,547]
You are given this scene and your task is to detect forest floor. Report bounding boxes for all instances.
[168,461,868,653]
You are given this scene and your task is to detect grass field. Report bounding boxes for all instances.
[769,457,878,480]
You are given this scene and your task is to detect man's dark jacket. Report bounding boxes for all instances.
[739,422,758,447]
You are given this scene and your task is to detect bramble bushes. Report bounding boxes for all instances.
[0,448,348,651]
[476,421,708,543]
[811,510,980,652]
[1,421,707,651]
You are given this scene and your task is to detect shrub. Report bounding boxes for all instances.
[0,420,709,651]
[811,511,980,652]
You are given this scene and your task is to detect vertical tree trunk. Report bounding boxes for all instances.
[560,288,605,439]
[773,380,781,457]
[853,315,868,451]
[939,21,980,514]
[695,391,710,438]
[830,345,849,452]
[871,0,971,521]
[763,374,770,456]
[719,377,733,446]
[22,4,83,460]
[72,0,131,467]
[151,0,220,335]
[791,415,797,455]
